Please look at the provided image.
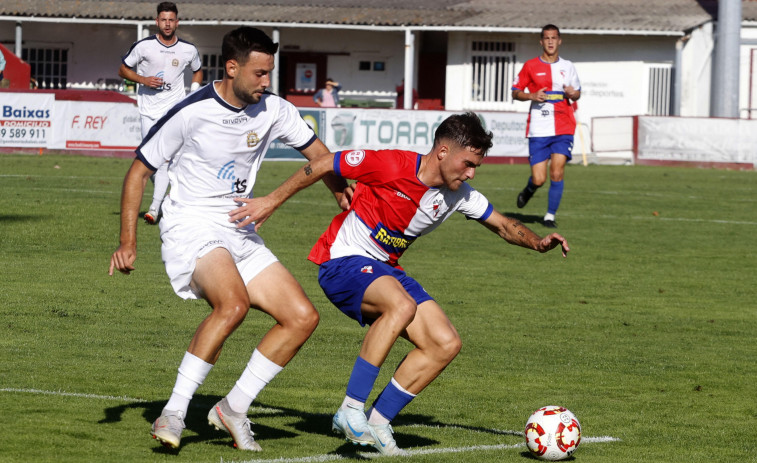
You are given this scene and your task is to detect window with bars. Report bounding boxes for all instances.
[647,64,672,116]
[202,53,224,83]
[471,40,516,104]
[22,48,68,89]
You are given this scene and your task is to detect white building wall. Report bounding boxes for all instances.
[445,30,684,133]
[739,23,757,118]
[445,32,471,111]
[680,22,714,117]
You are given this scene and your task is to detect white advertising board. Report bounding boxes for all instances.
[637,116,757,167]
[322,109,528,158]
[0,93,54,147]
[51,100,141,150]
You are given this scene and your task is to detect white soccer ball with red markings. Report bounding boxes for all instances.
[524,406,582,461]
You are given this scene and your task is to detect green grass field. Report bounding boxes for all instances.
[0,154,755,462]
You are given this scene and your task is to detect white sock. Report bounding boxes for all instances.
[367,407,390,425]
[149,162,170,212]
[544,212,556,222]
[164,352,213,417]
[341,396,365,410]
[226,349,283,414]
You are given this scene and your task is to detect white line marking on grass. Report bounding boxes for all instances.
[564,213,757,226]
[0,387,147,403]
[0,174,125,179]
[222,429,620,463]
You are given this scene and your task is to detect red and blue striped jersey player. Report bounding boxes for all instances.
[232,112,571,456]
[512,24,581,228]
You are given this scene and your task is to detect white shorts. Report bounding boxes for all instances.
[140,114,158,138]
[159,205,279,300]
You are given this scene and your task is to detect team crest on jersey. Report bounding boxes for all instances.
[345,150,365,166]
[360,266,373,274]
[172,58,179,67]
[246,131,260,148]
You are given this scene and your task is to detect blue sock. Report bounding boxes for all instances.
[372,379,415,422]
[526,177,539,194]
[345,356,380,403]
[547,180,564,215]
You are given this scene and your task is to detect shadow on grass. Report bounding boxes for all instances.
[99,396,516,457]
[521,450,577,461]
[502,212,543,225]
[0,214,44,222]
[99,394,297,455]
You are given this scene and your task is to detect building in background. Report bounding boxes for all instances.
[2,0,757,130]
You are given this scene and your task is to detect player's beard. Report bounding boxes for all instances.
[233,81,264,105]
[159,28,176,42]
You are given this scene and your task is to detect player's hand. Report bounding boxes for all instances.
[533,87,548,102]
[338,183,356,210]
[109,243,137,275]
[563,85,579,100]
[537,233,570,257]
[229,197,278,231]
[143,76,164,89]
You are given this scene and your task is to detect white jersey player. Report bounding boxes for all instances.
[118,1,202,225]
[109,26,349,452]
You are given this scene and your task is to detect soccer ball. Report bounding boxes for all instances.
[524,406,582,461]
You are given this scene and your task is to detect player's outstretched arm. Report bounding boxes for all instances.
[109,159,155,275]
[300,139,351,210]
[481,210,569,257]
[229,152,336,231]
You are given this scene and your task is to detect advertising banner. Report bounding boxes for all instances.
[50,100,141,150]
[322,108,528,158]
[0,93,54,147]
[637,116,757,167]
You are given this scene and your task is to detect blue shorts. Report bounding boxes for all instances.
[318,255,434,326]
[528,135,574,165]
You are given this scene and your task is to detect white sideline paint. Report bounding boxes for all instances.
[222,437,620,463]
[0,387,148,402]
[2,387,620,462]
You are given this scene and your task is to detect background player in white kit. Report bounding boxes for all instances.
[118,1,202,225]
[109,26,349,451]
[511,24,581,228]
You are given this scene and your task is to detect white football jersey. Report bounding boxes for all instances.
[136,83,317,227]
[122,35,201,119]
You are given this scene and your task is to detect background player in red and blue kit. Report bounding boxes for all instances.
[512,24,581,228]
[233,112,570,456]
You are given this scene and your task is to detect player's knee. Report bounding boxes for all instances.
[213,301,250,334]
[288,303,320,336]
[391,297,418,327]
[274,299,319,339]
[438,332,462,364]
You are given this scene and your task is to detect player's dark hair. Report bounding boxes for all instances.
[542,24,560,38]
[222,27,279,67]
[433,112,493,156]
[157,2,178,16]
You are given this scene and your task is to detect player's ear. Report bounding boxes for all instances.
[437,144,449,160]
[226,60,238,78]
